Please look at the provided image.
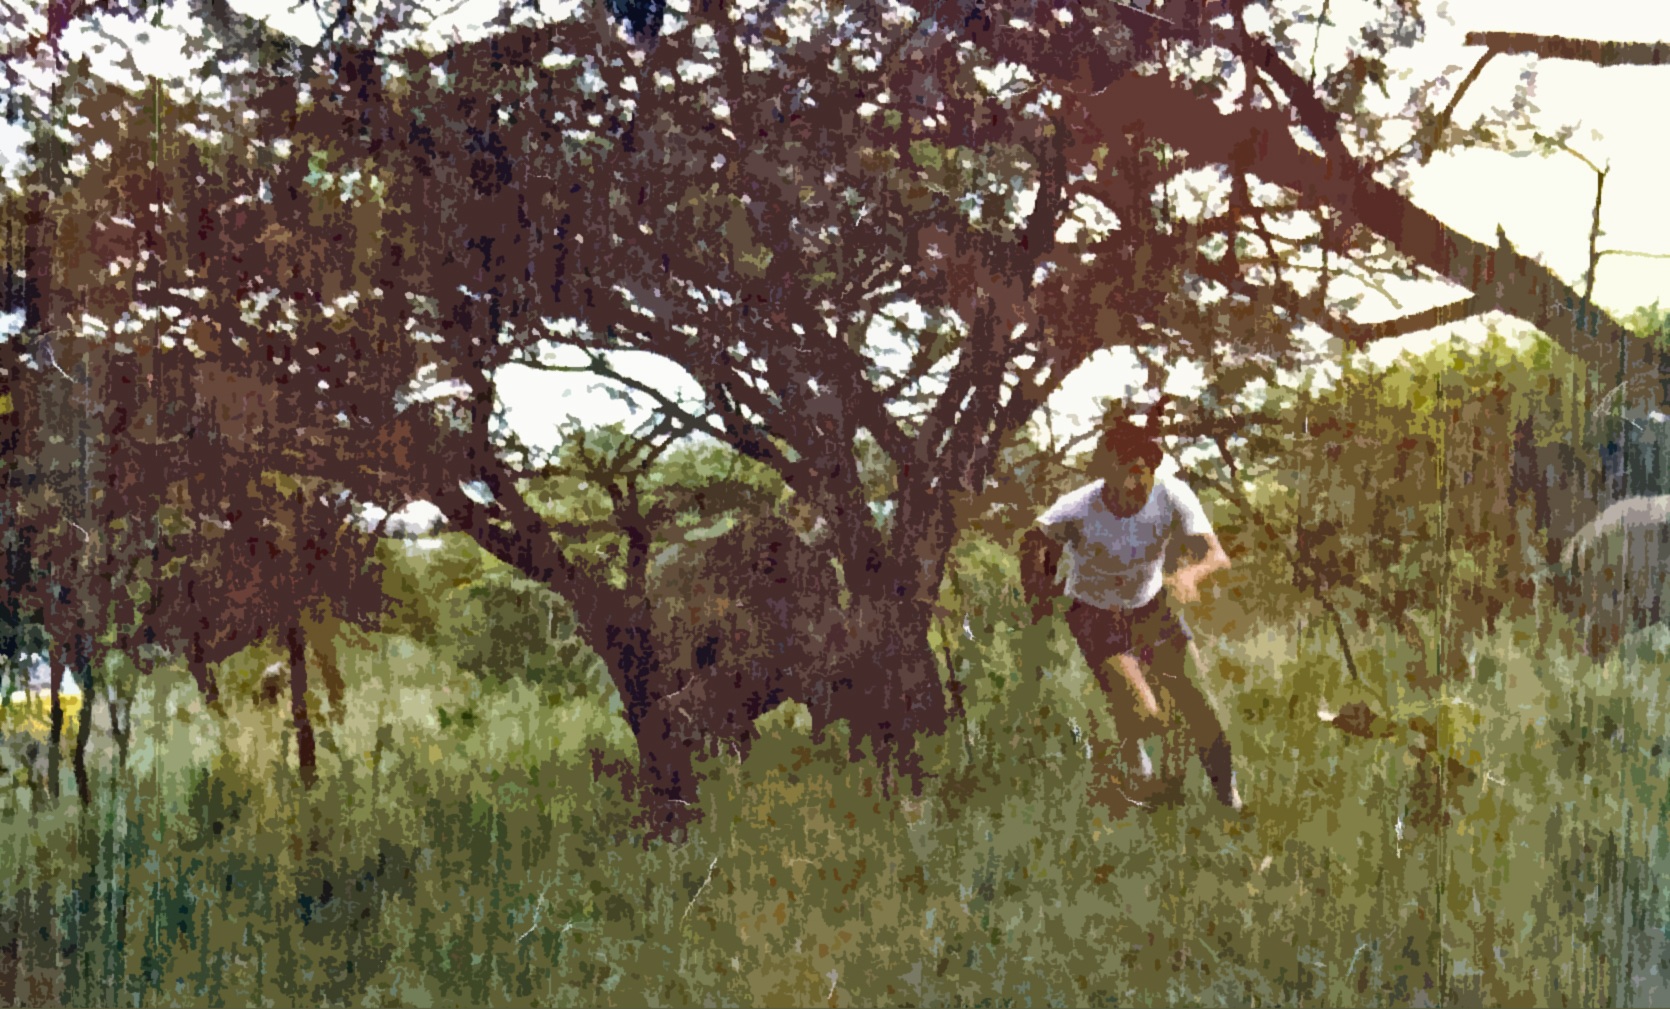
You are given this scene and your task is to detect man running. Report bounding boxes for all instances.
[1020,419,1240,811]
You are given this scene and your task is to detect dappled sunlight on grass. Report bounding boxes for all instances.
[0,694,82,736]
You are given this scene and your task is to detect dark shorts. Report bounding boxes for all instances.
[1065,591,1192,672]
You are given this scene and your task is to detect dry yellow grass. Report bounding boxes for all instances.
[0,693,84,736]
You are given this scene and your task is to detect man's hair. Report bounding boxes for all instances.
[1100,419,1164,469]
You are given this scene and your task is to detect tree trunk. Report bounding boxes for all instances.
[187,632,220,706]
[46,660,61,801]
[592,619,705,840]
[71,671,92,807]
[821,596,949,795]
[287,624,317,789]
[632,691,705,840]
[110,681,131,771]
[300,608,348,723]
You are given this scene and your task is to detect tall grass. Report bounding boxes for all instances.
[2,593,1669,1005]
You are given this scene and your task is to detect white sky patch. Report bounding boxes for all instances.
[358,499,446,535]
[0,122,30,187]
[391,500,446,534]
[866,302,926,364]
[1055,193,1122,245]
[1162,358,1208,399]
[1292,321,1343,389]
[1356,311,1542,371]
[1389,3,1670,322]
[1036,345,1146,435]
[10,654,82,702]
[224,0,327,47]
[61,8,217,90]
[424,0,511,42]
[1167,167,1230,225]
[971,61,1036,100]
[1012,180,1038,223]
[495,350,707,452]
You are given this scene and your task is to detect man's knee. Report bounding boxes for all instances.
[1088,655,1163,722]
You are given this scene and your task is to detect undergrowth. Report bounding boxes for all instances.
[0,574,1668,1006]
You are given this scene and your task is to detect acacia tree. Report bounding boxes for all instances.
[4,0,1660,833]
[0,15,386,798]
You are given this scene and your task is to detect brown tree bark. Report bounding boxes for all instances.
[1462,32,1670,67]
[71,637,91,806]
[46,661,61,801]
[286,624,317,789]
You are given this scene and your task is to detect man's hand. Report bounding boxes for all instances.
[1019,528,1065,624]
[1169,570,1203,604]
[1169,533,1231,604]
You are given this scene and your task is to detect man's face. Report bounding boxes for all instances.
[1095,448,1155,515]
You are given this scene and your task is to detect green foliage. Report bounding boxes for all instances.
[1197,328,1598,674]
[518,426,798,595]
[2,600,1669,1006]
[376,534,607,700]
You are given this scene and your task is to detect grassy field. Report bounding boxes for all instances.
[2,582,1670,1006]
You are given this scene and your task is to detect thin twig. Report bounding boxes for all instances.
[1308,0,1331,85]
[1204,434,1363,680]
[1560,142,1607,178]
[682,855,718,924]
[1418,49,1496,164]
[1598,249,1670,262]
[517,881,559,943]
[1575,148,1610,345]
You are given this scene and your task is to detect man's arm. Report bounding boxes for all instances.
[1169,532,1231,603]
[1019,528,1066,624]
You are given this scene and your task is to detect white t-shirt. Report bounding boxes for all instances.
[1035,475,1213,610]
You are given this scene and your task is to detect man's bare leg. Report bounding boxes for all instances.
[1113,652,1163,722]
[1112,653,1164,780]
[1087,653,1167,787]
[1151,639,1240,809]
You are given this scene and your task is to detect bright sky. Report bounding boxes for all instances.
[11,0,1669,465]
[1050,0,1670,456]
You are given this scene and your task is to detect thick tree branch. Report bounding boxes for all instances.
[1084,72,1628,365]
[1462,32,1670,67]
